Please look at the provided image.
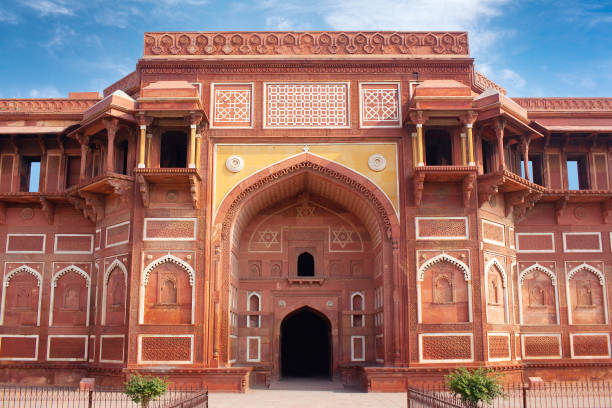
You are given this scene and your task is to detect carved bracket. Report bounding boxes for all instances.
[477,173,503,208]
[555,195,569,224]
[462,173,476,207]
[136,175,150,208]
[602,198,612,223]
[106,179,132,207]
[413,172,425,207]
[39,197,55,225]
[188,174,200,209]
[504,190,529,218]
[513,192,542,222]
[79,192,105,223]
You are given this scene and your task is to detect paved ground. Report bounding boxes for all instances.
[208,378,407,408]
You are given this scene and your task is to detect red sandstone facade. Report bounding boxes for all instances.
[0,31,611,391]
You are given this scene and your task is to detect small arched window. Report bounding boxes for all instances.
[297,252,315,277]
[247,292,261,328]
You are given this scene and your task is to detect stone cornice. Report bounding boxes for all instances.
[143,31,469,58]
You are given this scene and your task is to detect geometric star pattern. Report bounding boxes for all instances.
[331,226,354,248]
[257,228,279,249]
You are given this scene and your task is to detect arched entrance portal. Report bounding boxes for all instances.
[281,307,331,378]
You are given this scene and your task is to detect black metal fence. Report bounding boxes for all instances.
[0,384,208,408]
[408,382,612,408]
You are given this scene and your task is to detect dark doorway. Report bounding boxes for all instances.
[297,252,315,277]
[160,131,187,168]
[425,129,453,165]
[281,307,331,378]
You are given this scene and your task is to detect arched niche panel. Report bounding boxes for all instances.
[142,261,193,325]
[1,266,42,326]
[50,266,90,326]
[567,264,607,325]
[418,257,471,324]
[102,260,128,326]
[518,264,558,325]
[485,259,508,324]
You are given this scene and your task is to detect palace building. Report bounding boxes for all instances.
[0,31,611,392]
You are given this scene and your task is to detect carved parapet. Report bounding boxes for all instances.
[473,71,507,95]
[143,31,469,57]
[0,98,99,113]
[512,97,612,111]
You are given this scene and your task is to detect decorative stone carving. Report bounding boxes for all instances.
[368,154,386,172]
[226,155,244,173]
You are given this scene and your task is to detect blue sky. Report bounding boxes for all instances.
[0,0,610,99]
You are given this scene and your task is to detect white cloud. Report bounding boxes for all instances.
[94,9,130,28]
[0,8,19,23]
[265,16,296,30]
[499,68,526,89]
[20,0,74,16]
[43,25,76,52]
[28,86,63,98]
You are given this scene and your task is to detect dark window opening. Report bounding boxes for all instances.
[482,139,495,174]
[297,252,315,277]
[567,155,589,190]
[21,156,41,192]
[160,131,187,168]
[116,140,129,175]
[425,129,453,165]
[66,156,81,188]
[281,307,331,378]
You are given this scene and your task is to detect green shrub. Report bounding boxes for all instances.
[445,367,504,407]
[125,374,168,408]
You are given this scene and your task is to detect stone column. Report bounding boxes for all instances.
[521,133,532,180]
[460,111,478,167]
[76,133,90,183]
[103,118,119,174]
[409,111,427,167]
[494,117,506,171]
[460,132,467,165]
[136,114,153,168]
[411,131,418,167]
[187,112,203,169]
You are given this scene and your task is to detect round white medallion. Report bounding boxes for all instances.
[226,155,244,173]
[368,154,387,172]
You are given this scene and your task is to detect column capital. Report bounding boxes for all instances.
[102,117,120,136]
[75,132,90,146]
[460,111,478,126]
[493,117,506,137]
[186,111,204,126]
[408,110,428,126]
[136,113,154,127]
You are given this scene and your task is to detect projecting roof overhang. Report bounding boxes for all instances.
[137,81,206,120]
[81,90,137,127]
[474,88,543,138]
[0,126,68,134]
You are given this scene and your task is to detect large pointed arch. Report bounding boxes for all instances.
[101,259,128,325]
[214,152,400,246]
[0,265,43,326]
[212,153,401,365]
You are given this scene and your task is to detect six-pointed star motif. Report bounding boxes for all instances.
[257,228,279,248]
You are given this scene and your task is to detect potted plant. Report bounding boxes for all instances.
[445,367,504,407]
[125,374,168,408]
